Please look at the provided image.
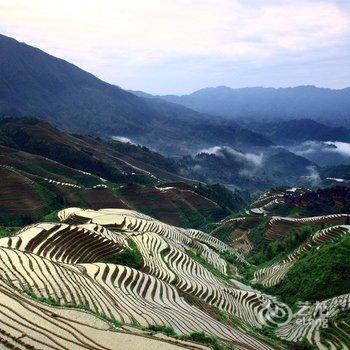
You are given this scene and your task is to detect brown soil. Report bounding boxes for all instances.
[0,167,45,216]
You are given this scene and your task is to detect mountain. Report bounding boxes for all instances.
[0,117,183,183]
[177,146,316,191]
[0,34,272,155]
[242,119,350,144]
[0,117,248,227]
[320,164,350,181]
[1,204,349,350]
[132,85,350,126]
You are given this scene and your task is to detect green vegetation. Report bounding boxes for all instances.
[248,219,269,257]
[23,287,122,328]
[160,247,179,285]
[195,183,247,214]
[264,226,318,261]
[146,325,234,350]
[248,224,319,266]
[0,209,33,227]
[186,249,230,280]
[319,312,350,349]
[211,224,233,244]
[24,288,236,349]
[41,210,60,222]
[108,141,179,174]
[0,226,19,238]
[182,332,234,350]
[267,234,350,304]
[236,224,321,283]
[101,239,143,270]
[146,324,177,337]
[178,209,208,230]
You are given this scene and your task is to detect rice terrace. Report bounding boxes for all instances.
[0,1,350,349]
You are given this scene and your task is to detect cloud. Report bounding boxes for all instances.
[289,140,350,158]
[303,165,321,186]
[324,141,350,157]
[197,146,264,166]
[112,136,135,144]
[0,0,349,93]
[196,146,264,178]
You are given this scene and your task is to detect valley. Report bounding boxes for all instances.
[0,125,349,349]
[0,27,349,350]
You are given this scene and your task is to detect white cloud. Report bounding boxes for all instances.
[289,140,350,158]
[1,0,349,92]
[325,141,350,157]
[304,165,321,186]
[197,146,264,167]
[112,136,135,144]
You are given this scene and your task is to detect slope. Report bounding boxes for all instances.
[137,85,350,126]
[0,34,273,155]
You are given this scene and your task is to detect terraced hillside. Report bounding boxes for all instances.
[265,214,350,240]
[246,186,350,218]
[0,209,279,350]
[0,280,212,350]
[0,207,348,349]
[0,118,246,228]
[253,225,350,287]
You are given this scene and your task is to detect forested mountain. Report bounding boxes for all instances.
[132,85,350,126]
[242,119,350,144]
[0,34,272,155]
[178,146,315,191]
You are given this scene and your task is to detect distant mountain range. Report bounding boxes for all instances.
[0,34,272,155]
[0,117,319,193]
[242,119,350,144]
[1,33,348,181]
[131,85,350,126]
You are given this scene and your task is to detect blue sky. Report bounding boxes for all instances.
[1,0,349,94]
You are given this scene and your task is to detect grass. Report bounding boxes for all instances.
[101,239,143,270]
[146,324,177,337]
[245,224,320,268]
[185,249,230,281]
[181,332,234,350]
[41,210,60,222]
[0,226,19,238]
[265,234,350,305]
[23,287,233,350]
[319,312,350,349]
[146,325,234,350]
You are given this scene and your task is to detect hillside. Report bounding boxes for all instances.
[0,34,273,155]
[135,86,350,126]
[243,119,350,144]
[177,147,315,191]
[0,206,348,350]
[0,118,248,228]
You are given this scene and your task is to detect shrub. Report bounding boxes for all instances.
[102,239,143,270]
[147,324,177,337]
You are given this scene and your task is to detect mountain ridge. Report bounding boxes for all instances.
[130,85,350,126]
[0,34,273,155]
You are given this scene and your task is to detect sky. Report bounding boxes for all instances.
[1,0,350,94]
